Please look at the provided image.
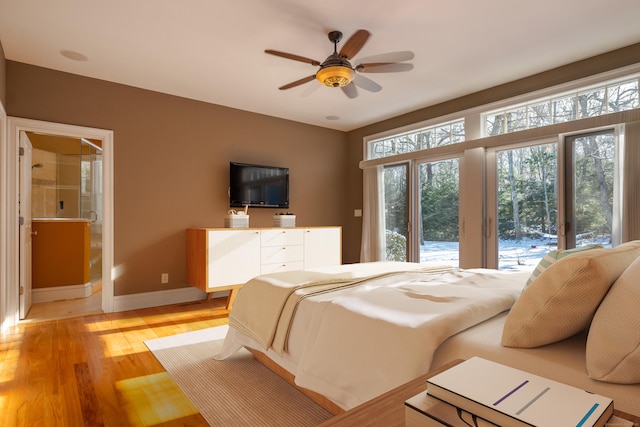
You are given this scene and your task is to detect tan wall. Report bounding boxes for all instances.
[6,62,348,296]
[343,43,640,264]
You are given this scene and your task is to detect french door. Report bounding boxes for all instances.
[486,127,620,269]
[382,158,460,265]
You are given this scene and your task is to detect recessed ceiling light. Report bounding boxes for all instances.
[60,50,88,61]
[326,115,340,121]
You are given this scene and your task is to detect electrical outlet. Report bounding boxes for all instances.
[161,273,169,284]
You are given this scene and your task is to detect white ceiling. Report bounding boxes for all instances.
[1,0,640,132]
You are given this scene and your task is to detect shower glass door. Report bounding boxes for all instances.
[80,139,103,283]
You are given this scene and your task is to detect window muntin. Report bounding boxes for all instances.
[484,77,639,136]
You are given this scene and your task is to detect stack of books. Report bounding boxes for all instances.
[405,357,622,427]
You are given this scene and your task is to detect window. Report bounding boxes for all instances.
[486,129,620,270]
[368,119,465,160]
[362,68,639,267]
[484,77,639,136]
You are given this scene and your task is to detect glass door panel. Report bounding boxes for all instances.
[495,143,557,269]
[384,164,408,261]
[418,159,460,266]
[564,130,616,248]
[80,139,103,283]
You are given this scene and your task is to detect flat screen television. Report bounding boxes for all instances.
[229,162,289,208]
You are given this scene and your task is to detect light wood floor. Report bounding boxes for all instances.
[0,297,231,426]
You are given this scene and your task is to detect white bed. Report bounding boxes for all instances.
[218,249,640,416]
[217,261,529,411]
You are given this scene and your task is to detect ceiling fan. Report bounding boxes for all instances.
[265,29,414,98]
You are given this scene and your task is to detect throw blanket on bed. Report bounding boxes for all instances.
[228,261,452,353]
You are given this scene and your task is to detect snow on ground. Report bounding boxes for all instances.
[420,237,611,270]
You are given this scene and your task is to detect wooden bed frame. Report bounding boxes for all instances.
[247,348,345,415]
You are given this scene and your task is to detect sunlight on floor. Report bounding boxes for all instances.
[0,347,19,383]
[116,372,199,426]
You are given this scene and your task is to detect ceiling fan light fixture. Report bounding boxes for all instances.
[316,65,354,87]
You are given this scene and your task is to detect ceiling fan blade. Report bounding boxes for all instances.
[341,83,358,99]
[265,49,321,66]
[353,74,382,93]
[356,63,414,73]
[355,51,414,64]
[279,75,316,90]
[339,29,370,59]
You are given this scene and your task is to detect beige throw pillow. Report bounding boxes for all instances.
[586,256,640,383]
[502,240,640,348]
[524,244,603,288]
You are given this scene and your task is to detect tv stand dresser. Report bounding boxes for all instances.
[186,226,341,309]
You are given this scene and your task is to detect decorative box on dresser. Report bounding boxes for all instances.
[186,226,341,308]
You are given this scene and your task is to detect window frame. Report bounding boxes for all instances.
[361,66,640,269]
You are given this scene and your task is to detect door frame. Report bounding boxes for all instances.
[0,103,8,333]
[4,117,114,327]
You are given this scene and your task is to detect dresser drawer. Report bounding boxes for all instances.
[260,261,304,275]
[261,244,304,264]
[261,229,304,247]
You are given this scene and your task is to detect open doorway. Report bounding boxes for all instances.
[24,132,104,321]
[5,117,114,326]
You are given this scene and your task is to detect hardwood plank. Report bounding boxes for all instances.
[74,362,104,426]
[0,298,228,426]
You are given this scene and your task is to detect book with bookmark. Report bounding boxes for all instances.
[426,357,613,427]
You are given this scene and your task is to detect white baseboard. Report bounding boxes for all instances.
[112,286,227,312]
[32,282,93,303]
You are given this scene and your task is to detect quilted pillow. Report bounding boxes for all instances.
[524,243,603,288]
[502,240,640,348]
[586,255,640,383]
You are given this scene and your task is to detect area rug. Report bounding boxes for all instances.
[145,325,333,426]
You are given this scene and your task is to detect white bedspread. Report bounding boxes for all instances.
[228,261,452,354]
[219,264,529,410]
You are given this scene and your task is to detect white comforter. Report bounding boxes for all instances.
[218,263,529,410]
